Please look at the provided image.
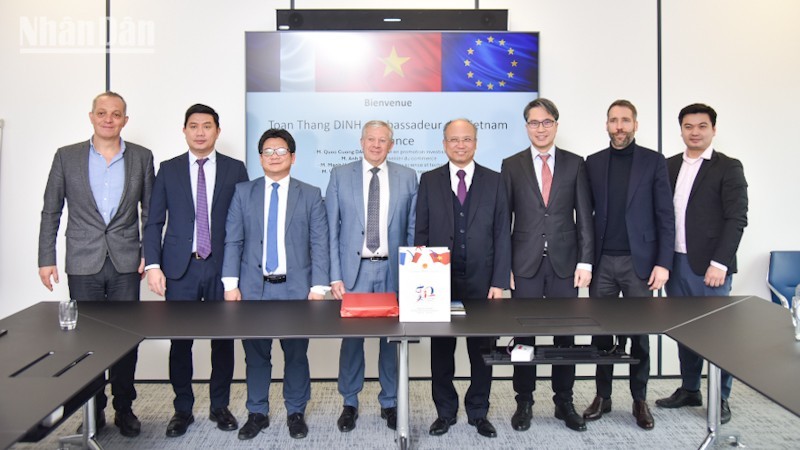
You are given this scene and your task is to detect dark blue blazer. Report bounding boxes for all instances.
[144,151,248,279]
[585,143,675,279]
[414,163,511,295]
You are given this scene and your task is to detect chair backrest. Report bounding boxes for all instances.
[767,251,800,308]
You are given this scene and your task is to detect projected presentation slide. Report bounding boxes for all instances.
[245,31,539,185]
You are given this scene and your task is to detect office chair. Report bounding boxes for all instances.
[767,251,800,308]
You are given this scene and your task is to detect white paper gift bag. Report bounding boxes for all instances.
[398,246,451,322]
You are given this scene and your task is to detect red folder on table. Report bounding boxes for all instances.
[340,292,399,318]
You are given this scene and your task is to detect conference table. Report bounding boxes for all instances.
[1,295,798,450]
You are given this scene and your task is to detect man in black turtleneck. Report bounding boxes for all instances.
[582,100,675,430]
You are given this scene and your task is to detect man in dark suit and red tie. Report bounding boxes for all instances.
[415,118,511,439]
[582,100,675,430]
[501,98,594,432]
[656,103,748,425]
[144,104,249,437]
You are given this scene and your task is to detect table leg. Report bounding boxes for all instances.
[396,338,410,450]
[697,363,720,450]
[58,395,103,450]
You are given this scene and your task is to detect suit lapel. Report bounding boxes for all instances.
[252,177,266,240]
[548,148,567,209]
[77,141,100,215]
[116,143,133,219]
[285,178,300,232]
[436,164,455,229]
[520,149,545,207]
[466,164,484,228]
[627,147,645,208]
[387,162,399,226]
[351,163,365,229]
[176,153,194,212]
[211,155,227,214]
[689,151,717,202]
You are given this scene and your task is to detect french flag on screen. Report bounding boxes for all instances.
[246,32,538,93]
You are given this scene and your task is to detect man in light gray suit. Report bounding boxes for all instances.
[222,128,329,441]
[326,120,417,432]
[38,91,154,437]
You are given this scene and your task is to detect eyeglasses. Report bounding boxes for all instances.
[445,137,475,145]
[526,119,556,129]
[259,147,290,157]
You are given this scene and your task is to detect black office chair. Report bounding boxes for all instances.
[767,251,800,308]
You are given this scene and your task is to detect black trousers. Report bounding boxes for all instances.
[430,336,493,420]
[511,256,577,406]
[165,257,233,413]
[589,255,652,401]
[68,256,140,413]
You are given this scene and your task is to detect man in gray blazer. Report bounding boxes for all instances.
[38,91,154,437]
[326,120,417,432]
[501,98,594,433]
[222,128,329,441]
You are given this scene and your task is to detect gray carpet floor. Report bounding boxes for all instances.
[11,378,799,449]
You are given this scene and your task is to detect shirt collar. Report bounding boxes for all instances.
[531,145,555,160]
[449,160,475,178]
[189,149,217,165]
[683,146,714,164]
[265,174,290,188]
[362,158,388,174]
[89,137,126,155]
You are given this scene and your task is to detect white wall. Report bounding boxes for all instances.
[1,0,798,382]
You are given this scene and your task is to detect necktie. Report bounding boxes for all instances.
[456,169,467,205]
[266,182,279,273]
[195,158,211,259]
[540,154,552,206]
[366,167,380,253]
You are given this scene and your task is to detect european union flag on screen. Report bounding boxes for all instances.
[441,33,538,92]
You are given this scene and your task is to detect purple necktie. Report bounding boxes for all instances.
[195,158,211,259]
[456,169,467,205]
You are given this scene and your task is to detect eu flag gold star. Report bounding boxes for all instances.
[381,46,410,77]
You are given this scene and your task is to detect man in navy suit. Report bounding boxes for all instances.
[415,119,511,438]
[326,120,417,432]
[582,100,675,430]
[656,103,748,425]
[222,128,329,441]
[501,98,593,433]
[144,104,248,437]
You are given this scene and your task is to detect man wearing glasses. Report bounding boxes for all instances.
[500,98,594,432]
[222,128,329,441]
[415,118,511,438]
[325,120,417,433]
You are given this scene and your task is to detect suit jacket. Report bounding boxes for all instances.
[222,177,330,300]
[586,143,675,279]
[667,150,748,275]
[143,151,248,279]
[501,147,593,279]
[38,140,155,275]
[326,160,417,293]
[414,163,511,296]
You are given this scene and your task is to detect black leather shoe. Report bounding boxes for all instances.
[468,417,497,438]
[381,407,397,430]
[632,400,655,430]
[428,417,456,436]
[209,407,238,431]
[238,413,269,440]
[114,410,141,437]
[721,399,731,424]
[511,401,533,431]
[583,396,612,421]
[337,406,358,432]
[655,388,702,408]
[287,413,308,439]
[555,402,587,432]
[165,411,194,437]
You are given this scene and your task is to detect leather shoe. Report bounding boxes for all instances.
[380,407,397,430]
[287,412,308,439]
[583,396,612,421]
[632,400,655,430]
[555,402,587,432]
[337,406,358,432]
[468,417,497,438]
[114,410,141,437]
[721,399,731,424]
[238,413,269,440]
[209,407,238,431]
[655,388,702,408]
[428,417,456,436]
[165,411,194,437]
[511,401,533,431]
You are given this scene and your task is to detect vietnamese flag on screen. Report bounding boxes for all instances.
[314,33,441,92]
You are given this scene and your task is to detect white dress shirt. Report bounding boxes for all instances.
[189,150,217,254]
[361,159,390,258]
[262,175,289,276]
[449,160,475,195]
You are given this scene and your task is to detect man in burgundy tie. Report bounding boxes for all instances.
[143,104,249,438]
[415,118,511,438]
[500,98,594,432]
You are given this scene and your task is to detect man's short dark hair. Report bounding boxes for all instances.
[607,99,638,120]
[258,128,296,154]
[523,98,559,122]
[184,103,219,128]
[679,103,717,127]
